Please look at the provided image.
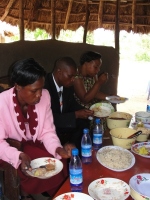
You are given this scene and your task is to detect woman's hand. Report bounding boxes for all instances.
[98,72,108,84]
[19,152,32,176]
[56,146,72,158]
[63,143,76,157]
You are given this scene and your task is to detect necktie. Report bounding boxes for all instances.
[58,91,63,112]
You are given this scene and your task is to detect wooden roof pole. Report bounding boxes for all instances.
[98,0,104,28]
[1,0,15,21]
[132,0,136,31]
[19,0,24,41]
[83,0,90,44]
[115,0,120,56]
[64,0,73,30]
[51,0,56,40]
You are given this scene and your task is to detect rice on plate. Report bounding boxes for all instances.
[96,146,135,172]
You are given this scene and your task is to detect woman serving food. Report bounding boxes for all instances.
[0,58,72,200]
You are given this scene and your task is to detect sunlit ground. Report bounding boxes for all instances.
[117,60,149,115]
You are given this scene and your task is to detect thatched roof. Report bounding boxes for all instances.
[0,0,150,36]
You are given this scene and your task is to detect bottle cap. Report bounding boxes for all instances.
[95,118,100,124]
[72,148,79,156]
[83,128,89,134]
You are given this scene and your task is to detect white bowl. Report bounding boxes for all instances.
[129,173,150,200]
[135,111,150,123]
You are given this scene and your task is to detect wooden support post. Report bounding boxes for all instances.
[83,0,90,44]
[19,0,24,41]
[64,0,73,30]
[115,0,120,56]
[132,0,136,31]
[51,0,56,40]
[98,0,104,28]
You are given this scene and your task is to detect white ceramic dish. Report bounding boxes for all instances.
[135,111,150,124]
[131,142,150,158]
[129,173,150,200]
[27,157,63,179]
[96,146,135,172]
[90,102,114,117]
[106,96,128,104]
[88,178,130,200]
[53,192,94,200]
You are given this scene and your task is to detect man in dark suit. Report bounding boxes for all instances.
[44,57,93,152]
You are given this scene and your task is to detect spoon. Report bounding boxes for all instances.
[32,165,46,170]
[127,131,142,139]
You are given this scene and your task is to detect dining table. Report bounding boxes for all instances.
[53,129,150,200]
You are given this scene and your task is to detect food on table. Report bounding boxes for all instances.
[137,121,144,127]
[34,168,47,177]
[97,148,132,170]
[134,146,149,155]
[91,106,110,117]
[45,163,55,171]
[139,146,149,155]
[91,105,101,112]
[33,163,55,177]
[113,97,126,101]
[109,117,126,120]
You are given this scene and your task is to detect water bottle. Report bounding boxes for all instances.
[93,118,103,150]
[69,148,83,192]
[81,128,92,164]
[146,99,150,112]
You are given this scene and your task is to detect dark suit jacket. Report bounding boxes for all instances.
[44,73,85,136]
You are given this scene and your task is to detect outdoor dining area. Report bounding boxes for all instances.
[0,1,150,200]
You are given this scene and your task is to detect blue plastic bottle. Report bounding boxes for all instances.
[69,148,83,192]
[93,118,103,150]
[81,128,92,164]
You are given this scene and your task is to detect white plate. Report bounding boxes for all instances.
[90,102,114,117]
[54,192,94,200]
[106,96,128,104]
[129,173,150,199]
[27,157,63,179]
[96,146,135,172]
[88,178,130,200]
[131,142,150,158]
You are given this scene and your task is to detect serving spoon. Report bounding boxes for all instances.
[127,131,142,139]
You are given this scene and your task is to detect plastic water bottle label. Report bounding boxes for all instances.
[81,145,92,157]
[69,169,83,184]
[93,133,102,144]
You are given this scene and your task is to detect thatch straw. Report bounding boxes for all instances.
[0,0,150,36]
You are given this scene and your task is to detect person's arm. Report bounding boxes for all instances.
[95,91,108,100]
[73,73,108,104]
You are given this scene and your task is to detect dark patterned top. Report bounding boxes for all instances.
[74,74,98,109]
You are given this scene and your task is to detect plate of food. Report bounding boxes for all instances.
[96,146,135,172]
[131,142,150,158]
[53,192,94,200]
[27,157,63,179]
[106,96,128,104]
[90,102,114,118]
[88,178,130,200]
